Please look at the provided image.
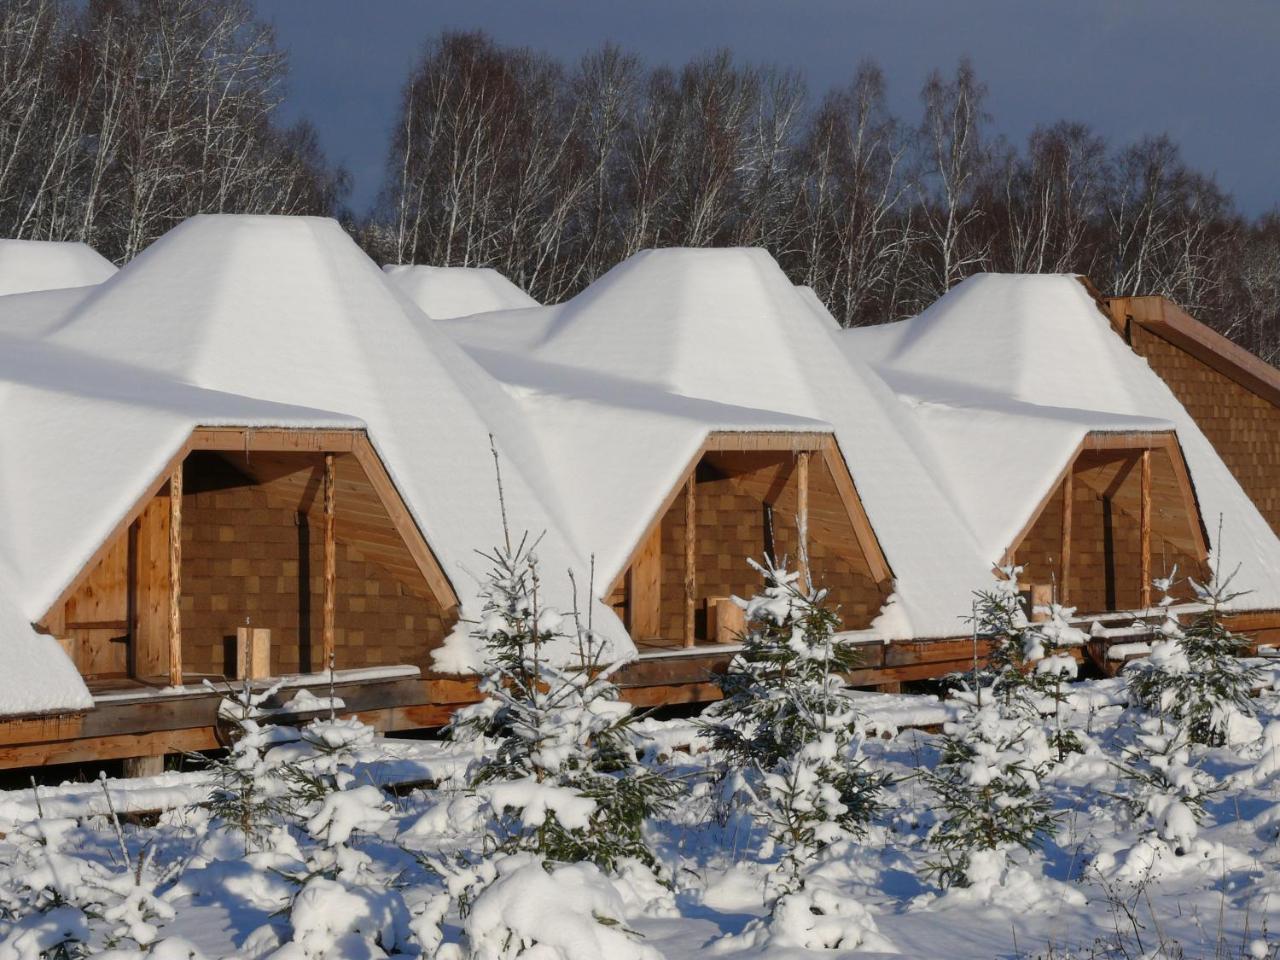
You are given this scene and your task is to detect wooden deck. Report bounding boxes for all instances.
[3,607,1278,771]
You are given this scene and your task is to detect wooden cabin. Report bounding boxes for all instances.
[0,427,463,771]
[605,431,891,652]
[1007,430,1210,612]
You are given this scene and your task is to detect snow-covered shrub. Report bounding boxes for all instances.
[705,558,886,883]
[921,692,1060,889]
[1126,570,1262,747]
[0,819,177,959]
[203,680,298,854]
[265,876,412,960]
[1114,717,1221,857]
[967,567,1039,714]
[711,879,895,954]
[449,532,678,871]
[443,853,660,960]
[1026,604,1088,760]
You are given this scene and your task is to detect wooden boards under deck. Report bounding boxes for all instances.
[5,612,1279,769]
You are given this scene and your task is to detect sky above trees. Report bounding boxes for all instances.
[265,0,1280,216]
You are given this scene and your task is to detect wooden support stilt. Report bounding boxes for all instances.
[167,464,183,687]
[1060,471,1073,604]
[796,451,810,589]
[684,475,696,648]
[323,453,336,668]
[1139,449,1152,608]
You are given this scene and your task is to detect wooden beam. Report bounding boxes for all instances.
[626,523,662,640]
[1140,448,1152,608]
[323,452,337,667]
[167,465,183,687]
[684,475,696,648]
[1060,471,1073,604]
[819,439,892,584]
[796,450,810,588]
[703,430,830,452]
[188,427,360,453]
[236,627,271,680]
[1081,430,1172,452]
[349,437,458,610]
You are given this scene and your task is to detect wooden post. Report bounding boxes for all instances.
[236,626,272,680]
[626,524,662,640]
[684,475,696,648]
[1139,449,1152,608]
[167,464,183,687]
[323,453,336,668]
[1060,471,1073,605]
[796,451,810,589]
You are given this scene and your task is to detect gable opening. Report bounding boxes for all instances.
[46,430,457,693]
[608,437,891,652]
[1010,435,1209,614]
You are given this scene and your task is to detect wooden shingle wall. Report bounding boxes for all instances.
[180,455,449,677]
[1130,323,1280,535]
[1015,452,1205,612]
[653,455,883,644]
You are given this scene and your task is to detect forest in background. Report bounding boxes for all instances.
[3,0,1279,362]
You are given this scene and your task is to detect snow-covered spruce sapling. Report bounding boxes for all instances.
[705,558,886,884]
[201,678,297,855]
[1125,567,1262,747]
[966,567,1039,715]
[1025,604,1088,761]
[449,531,679,872]
[921,693,1060,889]
[1113,717,1221,857]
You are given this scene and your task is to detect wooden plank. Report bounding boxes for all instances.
[819,439,892,584]
[684,475,696,648]
[1060,471,1073,604]
[235,627,272,680]
[167,464,183,687]
[188,427,360,453]
[703,431,830,452]
[626,523,662,640]
[1140,449,1152,608]
[707,597,746,645]
[132,491,170,680]
[350,437,458,611]
[323,452,337,667]
[796,450,810,588]
[1082,430,1172,452]
[0,728,219,769]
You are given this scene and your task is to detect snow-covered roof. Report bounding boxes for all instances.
[0,332,364,717]
[382,264,538,319]
[0,216,629,694]
[444,247,1002,640]
[0,240,116,297]
[843,273,1280,611]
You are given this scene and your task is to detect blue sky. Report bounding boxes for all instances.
[264,0,1280,216]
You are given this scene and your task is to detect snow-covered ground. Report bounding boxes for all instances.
[1,670,1278,960]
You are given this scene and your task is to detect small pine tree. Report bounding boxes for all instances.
[1126,568,1262,747]
[1025,604,1088,761]
[921,693,1060,889]
[1114,717,1221,855]
[967,567,1039,716]
[450,530,679,872]
[202,679,297,854]
[706,557,886,885]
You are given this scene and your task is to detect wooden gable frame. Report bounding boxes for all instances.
[1001,430,1208,610]
[605,430,893,649]
[37,427,457,684]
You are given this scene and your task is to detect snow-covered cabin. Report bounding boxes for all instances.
[0,239,116,296]
[1,216,1278,770]
[382,264,538,319]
